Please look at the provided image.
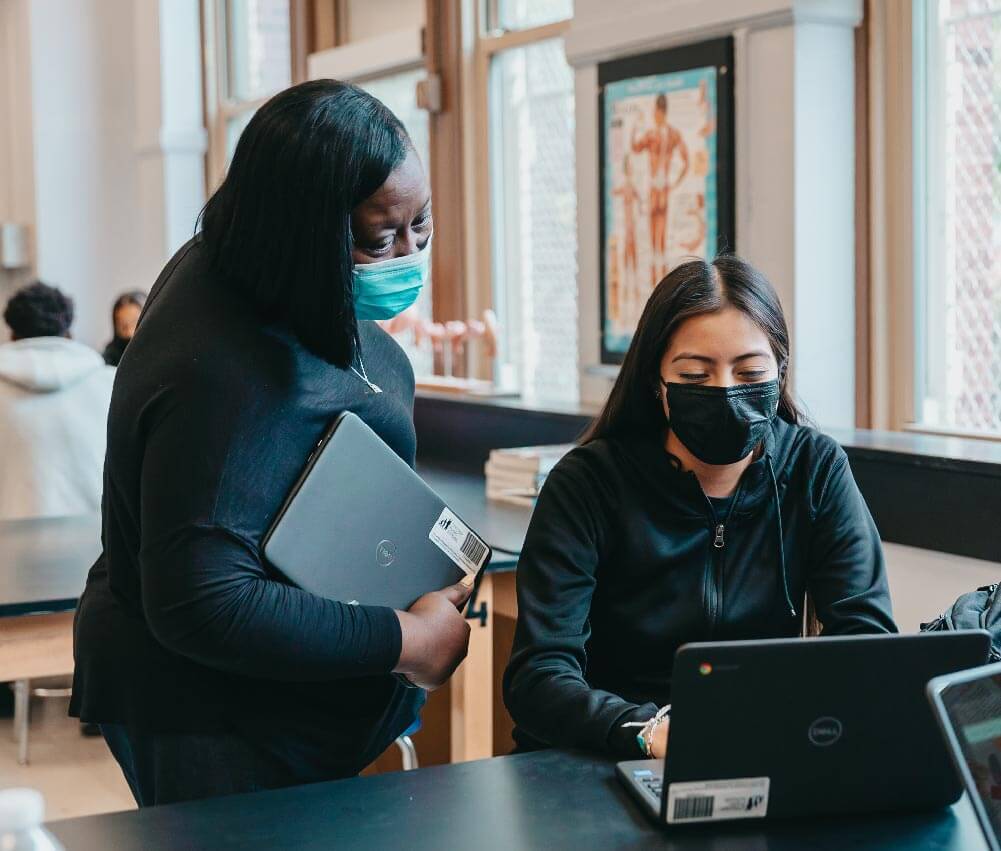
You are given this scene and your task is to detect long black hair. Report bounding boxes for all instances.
[584,255,803,444]
[199,79,410,367]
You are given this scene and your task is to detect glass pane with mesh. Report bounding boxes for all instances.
[497,0,573,31]
[361,70,430,171]
[227,0,291,102]
[917,0,1001,434]
[360,70,434,377]
[491,38,578,403]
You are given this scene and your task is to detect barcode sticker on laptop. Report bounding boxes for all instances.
[665,777,769,824]
[429,508,488,577]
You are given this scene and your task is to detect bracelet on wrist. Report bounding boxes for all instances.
[635,705,671,757]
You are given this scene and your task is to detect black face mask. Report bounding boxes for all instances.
[664,380,780,465]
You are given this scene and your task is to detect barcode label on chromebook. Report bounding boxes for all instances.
[665,777,769,824]
[673,796,714,821]
[429,507,488,576]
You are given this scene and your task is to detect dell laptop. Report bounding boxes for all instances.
[263,411,491,610]
[617,631,991,825]
[928,660,1001,851]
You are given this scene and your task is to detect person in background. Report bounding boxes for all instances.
[71,80,471,806]
[0,281,114,520]
[504,255,897,762]
[102,290,147,366]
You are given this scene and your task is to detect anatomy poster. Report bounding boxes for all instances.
[601,65,721,360]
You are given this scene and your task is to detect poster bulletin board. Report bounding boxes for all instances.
[599,37,735,364]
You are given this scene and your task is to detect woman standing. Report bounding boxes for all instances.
[71,81,470,805]
[504,256,897,761]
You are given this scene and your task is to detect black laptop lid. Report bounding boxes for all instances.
[664,631,991,821]
[263,412,490,610]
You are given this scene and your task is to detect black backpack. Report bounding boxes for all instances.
[921,584,1001,663]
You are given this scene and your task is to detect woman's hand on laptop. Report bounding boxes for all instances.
[393,582,472,690]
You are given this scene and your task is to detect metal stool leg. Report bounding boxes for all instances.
[13,679,30,765]
[9,684,16,743]
[395,735,418,771]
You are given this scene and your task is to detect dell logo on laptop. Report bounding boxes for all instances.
[376,540,397,567]
[808,716,843,747]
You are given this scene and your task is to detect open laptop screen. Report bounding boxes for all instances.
[939,671,1001,847]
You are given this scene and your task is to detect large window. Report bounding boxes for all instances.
[204,0,295,189]
[484,3,578,403]
[915,0,1001,436]
[358,69,434,377]
[205,1,582,401]
[305,0,433,375]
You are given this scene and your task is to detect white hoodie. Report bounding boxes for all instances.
[0,337,115,520]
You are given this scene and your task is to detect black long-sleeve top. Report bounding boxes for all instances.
[503,419,898,759]
[70,240,422,779]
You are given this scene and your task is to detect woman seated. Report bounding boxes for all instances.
[503,255,896,760]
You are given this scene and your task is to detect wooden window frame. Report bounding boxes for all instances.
[863,0,1001,442]
[203,1,578,386]
[864,0,916,434]
[201,0,311,192]
[471,7,572,385]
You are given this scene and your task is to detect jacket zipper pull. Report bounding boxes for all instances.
[713,524,725,549]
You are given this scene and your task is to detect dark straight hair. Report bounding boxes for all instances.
[199,79,410,367]
[583,255,804,444]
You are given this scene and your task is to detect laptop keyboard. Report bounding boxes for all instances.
[632,769,662,801]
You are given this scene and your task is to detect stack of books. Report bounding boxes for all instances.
[484,444,574,507]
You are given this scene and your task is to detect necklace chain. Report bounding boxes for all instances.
[349,351,382,394]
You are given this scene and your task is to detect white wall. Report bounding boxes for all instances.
[133,0,206,275]
[0,0,204,349]
[0,0,37,294]
[27,0,153,349]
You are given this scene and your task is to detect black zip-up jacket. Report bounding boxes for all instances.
[503,418,897,759]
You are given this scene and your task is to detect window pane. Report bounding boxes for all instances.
[491,39,578,403]
[225,110,255,163]
[360,70,430,170]
[497,0,573,31]
[360,71,434,377]
[917,0,1001,434]
[228,0,291,102]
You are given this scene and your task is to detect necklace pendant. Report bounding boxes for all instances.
[350,356,382,394]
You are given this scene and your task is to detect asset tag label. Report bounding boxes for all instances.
[429,508,488,576]
[665,777,770,824]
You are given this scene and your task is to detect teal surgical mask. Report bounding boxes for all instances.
[352,238,431,320]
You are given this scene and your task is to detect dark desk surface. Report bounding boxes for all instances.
[0,467,523,618]
[48,749,988,851]
[420,463,530,570]
[0,513,101,618]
